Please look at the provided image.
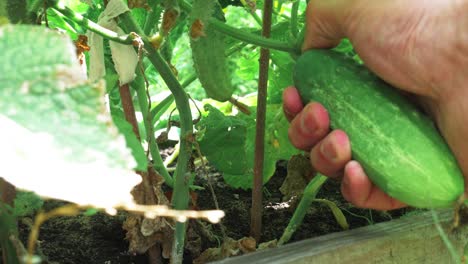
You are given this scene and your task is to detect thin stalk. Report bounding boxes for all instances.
[249,11,262,26]
[178,0,297,53]
[149,67,201,127]
[431,209,460,263]
[118,12,193,263]
[151,94,174,125]
[119,84,141,140]
[278,174,328,245]
[210,17,295,53]
[133,72,174,187]
[49,1,134,45]
[290,0,300,38]
[241,0,262,26]
[250,0,273,243]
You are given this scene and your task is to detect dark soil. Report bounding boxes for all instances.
[3,159,410,264]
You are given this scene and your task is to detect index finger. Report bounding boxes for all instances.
[283,86,304,122]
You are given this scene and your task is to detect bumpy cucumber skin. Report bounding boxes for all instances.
[190,0,234,102]
[294,50,464,208]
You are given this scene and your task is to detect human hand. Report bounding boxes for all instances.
[285,0,468,210]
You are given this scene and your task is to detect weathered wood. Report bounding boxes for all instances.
[214,210,468,264]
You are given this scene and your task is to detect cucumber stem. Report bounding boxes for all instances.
[133,72,174,187]
[178,0,298,53]
[49,1,134,45]
[118,11,193,264]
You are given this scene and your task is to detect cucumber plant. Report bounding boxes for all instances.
[0,1,465,263]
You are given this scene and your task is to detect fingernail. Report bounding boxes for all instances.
[320,140,338,162]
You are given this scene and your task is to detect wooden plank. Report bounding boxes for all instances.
[214,210,468,264]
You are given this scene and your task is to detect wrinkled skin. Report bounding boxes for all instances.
[284,0,468,210]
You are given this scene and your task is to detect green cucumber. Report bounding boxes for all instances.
[294,49,464,208]
[189,0,234,102]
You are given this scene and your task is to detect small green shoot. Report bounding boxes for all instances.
[313,199,349,230]
[278,173,327,246]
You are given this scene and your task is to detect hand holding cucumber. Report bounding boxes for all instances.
[284,0,468,210]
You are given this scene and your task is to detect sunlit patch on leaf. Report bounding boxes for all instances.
[0,24,225,223]
[0,25,139,210]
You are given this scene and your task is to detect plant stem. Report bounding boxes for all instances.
[119,84,141,140]
[118,11,193,263]
[133,72,174,187]
[250,0,273,243]
[150,94,174,125]
[278,174,328,245]
[431,209,460,263]
[241,0,262,26]
[210,16,295,52]
[290,0,300,38]
[178,0,297,53]
[49,1,134,45]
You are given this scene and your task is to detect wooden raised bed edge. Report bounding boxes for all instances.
[214,209,468,264]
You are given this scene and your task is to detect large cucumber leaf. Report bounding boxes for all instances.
[197,104,299,189]
[0,25,143,209]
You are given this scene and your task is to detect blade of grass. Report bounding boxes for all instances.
[278,174,328,246]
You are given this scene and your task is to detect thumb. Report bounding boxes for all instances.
[302,0,355,51]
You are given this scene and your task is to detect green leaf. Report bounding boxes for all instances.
[130,7,147,29]
[59,0,91,14]
[0,0,7,17]
[0,25,140,208]
[46,8,79,40]
[6,0,27,24]
[197,103,299,189]
[112,116,148,171]
[269,50,295,104]
[13,191,43,217]
[197,104,250,175]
